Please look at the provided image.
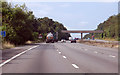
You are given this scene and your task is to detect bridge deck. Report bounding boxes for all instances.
[61,30,103,33]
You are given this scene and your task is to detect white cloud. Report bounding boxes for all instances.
[25,3,53,17]
[60,4,71,8]
[27,3,53,11]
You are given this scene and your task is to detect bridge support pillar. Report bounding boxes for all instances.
[81,33,83,40]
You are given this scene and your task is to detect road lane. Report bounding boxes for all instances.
[2,43,83,73]
[54,42,118,73]
[60,42,118,62]
[1,42,118,73]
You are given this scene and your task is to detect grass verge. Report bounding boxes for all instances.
[3,42,15,49]
[95,38,116,41]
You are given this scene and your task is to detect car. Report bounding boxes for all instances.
[75,38,79,40]
[71,39,76,43]
[61,39,66,43]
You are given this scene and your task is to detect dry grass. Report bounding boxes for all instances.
[25,40,33,44]
[81,40,118,48]
[95,38,116,41]
[3,42,15,49]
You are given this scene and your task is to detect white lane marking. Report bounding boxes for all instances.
[0,45,39,67]
[94,51,98,53]
[109,55,116,58]
[42,43,46,44]
[57,50,59,51]
[84,49,88,51]
[72,64,79,69]
[63,56,67,59]
[59,52,61,54]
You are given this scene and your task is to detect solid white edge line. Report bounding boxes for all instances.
[63,56,67,59]
[0,45,39,67]
[72,64,79,69]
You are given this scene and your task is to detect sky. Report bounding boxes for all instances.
[7,0,118,38]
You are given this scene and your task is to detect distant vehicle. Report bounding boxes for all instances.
[75,38,79,40]
[61,39,66,43]
[69,37,73,41]
[38,34,42,39]
[71,38,76,43]
[46,32,54,43]
[46,32,58,43]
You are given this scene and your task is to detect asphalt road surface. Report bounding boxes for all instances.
[1,42,118,73]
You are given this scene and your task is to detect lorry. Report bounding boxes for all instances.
[46,32,58,43]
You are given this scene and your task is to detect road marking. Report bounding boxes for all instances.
[109,55,116,58]
[59,52,61,54]
[72,64,79,69]
[57,50,59,51]
[63,56,67,59]
[42,43,46,44]
[0,45,39,67]
[84,49,88,51]
[81,48,84,49]
[94,51,98,53]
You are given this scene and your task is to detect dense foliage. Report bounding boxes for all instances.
[84,14,119,41]
[1,1,70,45]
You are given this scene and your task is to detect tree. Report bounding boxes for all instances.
[84,14,119,41]
[2,1,71,45]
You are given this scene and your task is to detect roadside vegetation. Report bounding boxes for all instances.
[1,1,70,46]
[2,41,15,49]
[84,14,120,41]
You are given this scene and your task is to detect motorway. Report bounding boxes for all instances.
[1,42,118,73]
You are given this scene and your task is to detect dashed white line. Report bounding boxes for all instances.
[72,64,79,69]
[0,45,39,67]
[94,51,98,53]
[59,52,61,54]
[42,43,46,44]
[63,56,67,59]
[109,55,116,58]
[84,49,88,51]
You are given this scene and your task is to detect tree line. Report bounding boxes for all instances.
[1,1,70,45]
[84,14,120,41]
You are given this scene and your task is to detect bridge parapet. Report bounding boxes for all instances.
[61,30,103,33]
[61,30,104,40]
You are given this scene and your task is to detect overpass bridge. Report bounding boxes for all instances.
[61,30,103,39]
